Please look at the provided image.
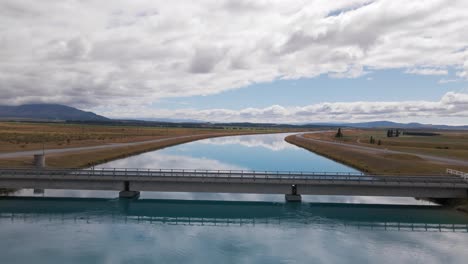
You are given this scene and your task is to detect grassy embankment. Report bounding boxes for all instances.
[0,122,296,168]
[285,129,468,174]
[286,129,468,211]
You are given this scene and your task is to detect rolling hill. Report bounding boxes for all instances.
[0,104,109,121]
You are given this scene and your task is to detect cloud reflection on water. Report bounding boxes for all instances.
[96,152,247,170]
[198,133,297,151]
[0,210,467,264]
[10,133,430,205]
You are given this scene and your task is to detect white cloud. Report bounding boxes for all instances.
[0,0,468,112]
[456,60,468,79]
[101,92,468,124]
[438,78,459,84]
[405,68,448,76]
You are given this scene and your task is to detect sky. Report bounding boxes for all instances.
[1,0,468,124]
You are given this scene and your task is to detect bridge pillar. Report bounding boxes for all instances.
[119,181,140,199]
[285,184,301,202]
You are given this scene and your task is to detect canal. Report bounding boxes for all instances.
[1,133,467,263]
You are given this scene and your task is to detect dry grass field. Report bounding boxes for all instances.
[286,129,468,174]
[0,122,258,152]
[11,134,236,168]
[304,129,468,161]
[0,122,291,168]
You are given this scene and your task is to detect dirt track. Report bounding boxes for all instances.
[0,134,222,159]
[295,134,468,167]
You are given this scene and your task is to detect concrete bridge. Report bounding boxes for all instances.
[0,168,467,201]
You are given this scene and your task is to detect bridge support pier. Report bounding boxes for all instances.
[119,181,140,199]
[285,184,302,202]
[119,190,140,198]
[285,194,302,202]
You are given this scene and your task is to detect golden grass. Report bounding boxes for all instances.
[44,133,236,168]
[286,134,468,174]
[381,153,423,161]
[0,121,300,168]
[0,158,33,168]
[0,122,262,153]
[304,129,468,160]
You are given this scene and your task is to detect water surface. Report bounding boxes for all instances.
[1,197,467,264]
[2,133,468,263]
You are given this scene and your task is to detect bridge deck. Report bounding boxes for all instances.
[1,168,467,199]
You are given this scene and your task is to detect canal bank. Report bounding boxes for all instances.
[285,133,468,211]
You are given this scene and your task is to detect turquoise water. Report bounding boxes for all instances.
[100,133,358,172]
[1,133,468,263]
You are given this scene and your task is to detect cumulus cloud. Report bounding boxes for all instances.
[438,78,459,84]
[46,37,91,60]
[190,47,224,74]
[0,0,468,113]
[405,68,448,76]
[101,92,468,124]
[456,60,468,79]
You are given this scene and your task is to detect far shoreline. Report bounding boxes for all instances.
[0,130,298,169]
[284,131,468,211]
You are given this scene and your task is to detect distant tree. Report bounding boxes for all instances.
[377,139,381,145]
[335,128,343,138]
[387,129,392,137]
[396,129,400,137]
[369,136,375,144]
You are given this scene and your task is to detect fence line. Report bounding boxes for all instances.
[447,168,468,182]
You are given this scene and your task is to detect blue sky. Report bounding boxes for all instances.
[2,0,468,124]
[154,69,466,110]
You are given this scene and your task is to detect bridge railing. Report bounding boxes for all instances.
[0,167,366,180]
[447,169,468,182]
[0,168,466,185]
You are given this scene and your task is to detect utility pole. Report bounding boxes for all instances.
[42,129,45,155]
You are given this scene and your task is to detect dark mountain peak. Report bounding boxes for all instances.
[0,104,109,121]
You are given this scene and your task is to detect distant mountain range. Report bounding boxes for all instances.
[0,104,109,121]
[0,104,466,129]
[137,117,205,123]
[308,121,468,130]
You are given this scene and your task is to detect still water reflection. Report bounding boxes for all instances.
[15,134,436,205]
[14,133,432,204]
[99,133,356,171]
[0,197,467,264]
[2,133,468,263]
